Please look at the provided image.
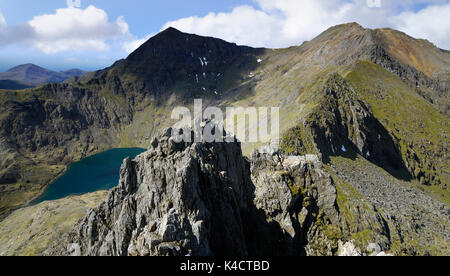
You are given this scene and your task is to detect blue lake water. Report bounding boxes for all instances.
[34,148,146,204]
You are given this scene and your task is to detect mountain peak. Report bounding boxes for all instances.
[7,63,47,73]
[161,26,183,34]
[149,26,187,42]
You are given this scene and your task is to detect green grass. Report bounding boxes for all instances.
[350,230,376,250]
[280,126,317,156]
[345,60,449,189]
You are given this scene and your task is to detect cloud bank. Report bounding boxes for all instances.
[0,0,449,58]
[0,5,129,54]
[390,2,450,49]
[161,0,450,49]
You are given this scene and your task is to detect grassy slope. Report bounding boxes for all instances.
[344,60,449,191]
[275,60,449,255]
[0,191,107,256]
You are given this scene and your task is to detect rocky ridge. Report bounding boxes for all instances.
[49,126,367,256]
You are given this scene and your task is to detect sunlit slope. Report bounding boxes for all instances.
[374,28,450,77]
[345,60,449,188]
[0,191,107,256]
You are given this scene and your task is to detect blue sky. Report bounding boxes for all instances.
[0,0,449,72]
[0,0,253,71]
[0,0,253,39]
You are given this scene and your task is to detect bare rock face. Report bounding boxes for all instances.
[65,127,341,256]
[248,150,339,256]
[67,128,251,256]
[307,74,405,173]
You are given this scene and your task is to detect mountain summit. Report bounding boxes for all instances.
[82,27,264,101]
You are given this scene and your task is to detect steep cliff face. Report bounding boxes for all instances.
[66,128,252,256]
[282,67,448,188]
[82,27,265,102]
[0,27,265,219]
[281,74,406,175]
[249,151,340,256]
[58,128,343,256]
[1,84,133,155]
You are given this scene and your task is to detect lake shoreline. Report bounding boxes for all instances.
[30,147,146,205]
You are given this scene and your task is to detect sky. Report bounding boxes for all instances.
[0,0,449,72]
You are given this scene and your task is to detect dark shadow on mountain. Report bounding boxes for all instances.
[88,27,267,105]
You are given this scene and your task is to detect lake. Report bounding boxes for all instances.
[33,148,146,204]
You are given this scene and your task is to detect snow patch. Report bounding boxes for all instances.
[199,57,208,67]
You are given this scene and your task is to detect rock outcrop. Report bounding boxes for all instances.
[61,127,343,256]
[307,75,406,172]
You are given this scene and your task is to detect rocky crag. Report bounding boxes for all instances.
[44,126,425,256]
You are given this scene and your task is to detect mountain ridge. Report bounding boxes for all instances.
[0,64,87,87]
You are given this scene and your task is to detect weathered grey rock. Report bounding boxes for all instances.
[374,252,393,257]
[67,127,251,256]
[338,241,362,256]
[63,126,343,256]
[367,243,382,255]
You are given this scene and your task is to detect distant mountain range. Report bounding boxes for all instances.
[0,64,87,89]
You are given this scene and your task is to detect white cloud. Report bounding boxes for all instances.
[0,6,129,54]
[162,0,450,49]
[1,0,450,58]
[123,33,154,54]
[0,12,6,27]
[162,0,379,48]
[164,5,280,47]
[390,3,450,49]
[28,6,128,53]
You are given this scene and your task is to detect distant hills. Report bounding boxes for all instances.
[0,64,86,89]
